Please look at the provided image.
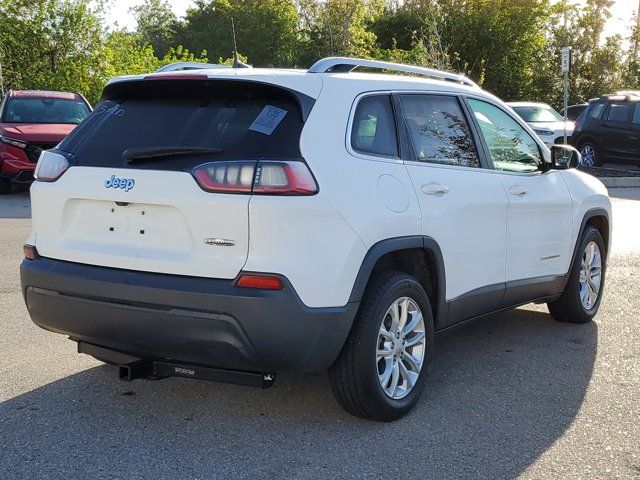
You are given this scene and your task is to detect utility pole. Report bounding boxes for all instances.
[562,0,570,145]
[0,60,4,99]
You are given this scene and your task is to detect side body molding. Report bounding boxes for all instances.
[347,207,610,332]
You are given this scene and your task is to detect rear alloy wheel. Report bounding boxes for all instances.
[377,297,426,399]
[548,226,606,323]
[329,271,434,421]
[580,142,601,167]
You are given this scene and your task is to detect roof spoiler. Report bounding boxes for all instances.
[156,62,233,73]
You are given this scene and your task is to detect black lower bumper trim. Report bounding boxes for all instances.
[22,257,359,373]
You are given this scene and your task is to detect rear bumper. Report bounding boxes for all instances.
[20,257,358,373]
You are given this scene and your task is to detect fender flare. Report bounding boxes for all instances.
[563,207,610,289]
[348,236,447,324]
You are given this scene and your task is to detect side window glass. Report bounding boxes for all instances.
[607,103,632,123]
[350,95,398,157]
[633,104,640,124]
[399,94,480,167]
[467,98,542,173]
[590,103,605,119]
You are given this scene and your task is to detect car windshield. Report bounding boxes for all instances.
[2,97,91,124]
[512,105,563,123]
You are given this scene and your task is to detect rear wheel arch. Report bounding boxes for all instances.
[576,134,599,149]
[349,237,446,325]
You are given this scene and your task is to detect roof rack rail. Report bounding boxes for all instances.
[156,62,231,73]
[308,57,478,88]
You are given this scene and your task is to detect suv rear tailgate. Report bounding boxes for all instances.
[31,166,249,278]
[30,78,314,279]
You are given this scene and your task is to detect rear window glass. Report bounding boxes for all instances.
[2,97,90,124]
[59,80,310,170]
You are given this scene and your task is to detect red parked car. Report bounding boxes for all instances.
[0,90,91,194]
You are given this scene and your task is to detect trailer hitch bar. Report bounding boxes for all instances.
[118,359,276,389]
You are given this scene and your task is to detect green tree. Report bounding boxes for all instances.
[624,5,640,88]
[297,0,383,64]
[180,0,299,67]
[0,0,104,96]
[130,0,180,58]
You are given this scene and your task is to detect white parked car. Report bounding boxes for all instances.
[508,101,575,147]
[21,58,611,421]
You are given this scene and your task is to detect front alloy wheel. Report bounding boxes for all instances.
[548,226,606,323]
[579,241,602,310]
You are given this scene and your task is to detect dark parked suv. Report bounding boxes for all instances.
[571,94,640,167]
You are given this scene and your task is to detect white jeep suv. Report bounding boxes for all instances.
[21,58,611,421]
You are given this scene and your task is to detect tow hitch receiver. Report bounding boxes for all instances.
[77,341,276,389]
[118,359,276,389]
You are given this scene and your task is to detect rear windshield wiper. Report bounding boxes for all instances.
[124,146,223,164]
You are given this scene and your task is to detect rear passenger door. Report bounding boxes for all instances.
[397,93,508,326]
[600,101,634,160]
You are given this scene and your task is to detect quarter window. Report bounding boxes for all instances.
[399,95,480,167]
[468,99,542,173]
[589,103,605,119]
[350,95,398,157]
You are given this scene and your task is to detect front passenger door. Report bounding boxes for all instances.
[466,98,573,305]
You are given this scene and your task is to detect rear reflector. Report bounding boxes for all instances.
[236,274,284,290]
[23,244,39,260]
[193,159,317,195]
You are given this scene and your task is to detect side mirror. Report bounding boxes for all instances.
[550,144,581,170]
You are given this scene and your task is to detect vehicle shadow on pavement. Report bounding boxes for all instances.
[0,307,597,479]
[0,190,31,218]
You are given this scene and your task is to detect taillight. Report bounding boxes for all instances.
[236,274,284,290]
[193,159,318,195]
[34,150,69,182]
[194,161,255,193]
[23,244,39,260]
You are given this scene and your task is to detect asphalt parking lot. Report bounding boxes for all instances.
[1,189,639,480]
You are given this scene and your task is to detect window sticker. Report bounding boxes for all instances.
[249,105,288,135]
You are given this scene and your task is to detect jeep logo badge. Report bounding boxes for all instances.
[105,175,135,192]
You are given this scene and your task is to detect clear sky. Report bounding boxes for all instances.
[106,0,637,40]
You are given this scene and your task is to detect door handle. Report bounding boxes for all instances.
[509,186,529,197]
[422,183,449,196]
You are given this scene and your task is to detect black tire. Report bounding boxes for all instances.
[547,226,606,324]
[328,271,435,421]
[579,140,601,167]
[0,180,11,195]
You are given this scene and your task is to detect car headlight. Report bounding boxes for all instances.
[0,136,27,149]
[533,129,554,137]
